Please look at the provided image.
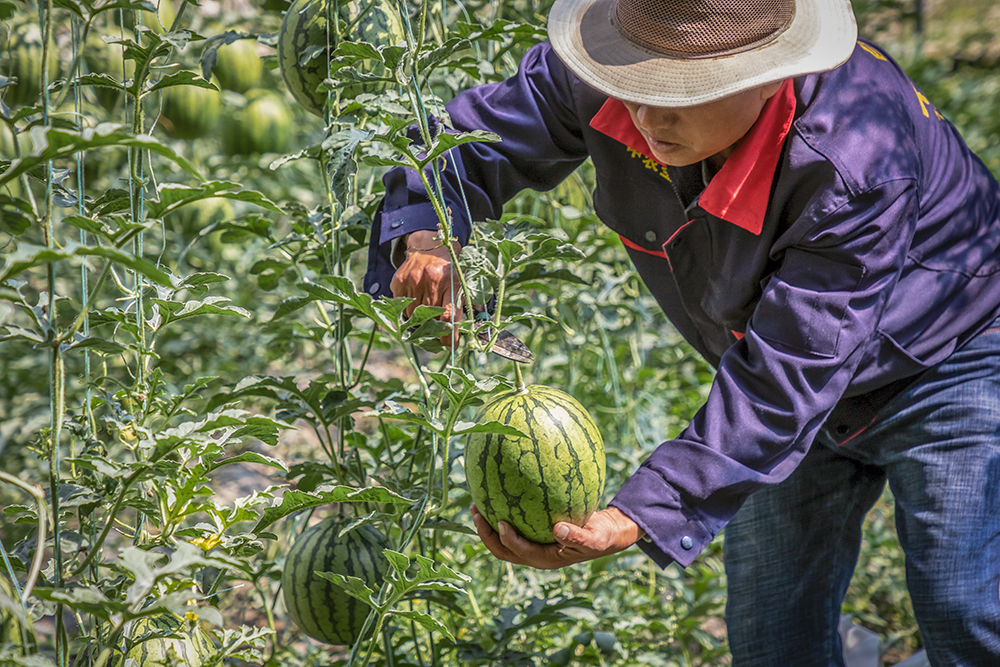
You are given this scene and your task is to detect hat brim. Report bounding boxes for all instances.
[548,0,858,107]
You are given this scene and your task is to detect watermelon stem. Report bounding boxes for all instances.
[513,362,526,393]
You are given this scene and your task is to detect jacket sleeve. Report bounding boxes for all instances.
[611,177,919,568]
[364,42,591,298]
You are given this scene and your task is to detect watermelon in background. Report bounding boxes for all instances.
[213,39,263,94]
[0,19,61,108]
[276,0,405,116]
[221,90,294,155]
[465,385,606,544]
[159,76,221,140]
[281,519,387,646]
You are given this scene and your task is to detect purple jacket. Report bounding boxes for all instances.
[364,40,1000,568]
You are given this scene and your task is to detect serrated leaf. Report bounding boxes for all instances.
[0,242,175,288]
[417,130,500,168]
[78,72,126,92]
[388,609,455,641]
[179,272,229,287]
[0,323,45,344]
[452,420,529,438]
[206,452,287,474]
[33,586,126,619]
[145,70,217,96]
[253,484,413,533]
[1,124,200,187]
[314,572,377,607]
[147,181,281,218]
[151,296,251,326]
[64,335,126,354]
[383,550,410,575]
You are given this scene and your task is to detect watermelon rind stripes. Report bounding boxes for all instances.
[277,0,404,116]
[466,385,606,544]
[281,519,387,645]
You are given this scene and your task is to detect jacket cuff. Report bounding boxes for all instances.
[381,201,442,246]
[610,467,716,569]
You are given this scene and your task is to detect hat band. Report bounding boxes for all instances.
[609,0,797,61]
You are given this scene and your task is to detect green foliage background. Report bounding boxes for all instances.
[0,0,997,665]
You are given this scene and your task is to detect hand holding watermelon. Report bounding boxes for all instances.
[471,505,645,569]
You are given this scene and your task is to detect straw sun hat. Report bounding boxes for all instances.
[548,0,858,108]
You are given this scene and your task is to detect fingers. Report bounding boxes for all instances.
[390,252,465,346]
[470,507,571,570]
[470,507,643,570]
[471,506,524,565]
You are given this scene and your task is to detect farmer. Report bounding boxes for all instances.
[364,0,1000,663]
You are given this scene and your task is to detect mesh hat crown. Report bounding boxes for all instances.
[548,0,858,107]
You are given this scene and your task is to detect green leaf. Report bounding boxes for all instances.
[147,181,282,218]
[388,609,455,641]
[417,130,501,169]
[324,128,373,209]
[150,296,251,328]
[78,72,126,93]
[207,452,288,474]
[382,550,410,576]
[33,586,128,620]
[0,194,34,235]
[0,242,175,288]
[452,420,529,438]
[93,0,158,16]
[0,124,201,188]
[179,272,230,288]
[64,335,127,355]
[314,572,378,607]
[0,323,45,344]
[253,484,413,533]
[144,70,217,96]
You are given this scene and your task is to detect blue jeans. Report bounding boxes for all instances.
[724,319,1000,666]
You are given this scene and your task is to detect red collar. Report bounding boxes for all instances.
[589,80,797,236]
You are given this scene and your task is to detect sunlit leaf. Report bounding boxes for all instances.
[0,242,175,288]
[253,484,414,532]
[388,609,455,641]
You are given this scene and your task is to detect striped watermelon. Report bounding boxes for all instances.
[75,614,213,667]
[276,0,404,115]
[465,385,606,544]
[281,519,387,645]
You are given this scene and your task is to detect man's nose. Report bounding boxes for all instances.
[634,104,676,131]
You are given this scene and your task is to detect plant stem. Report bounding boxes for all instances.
[513,363,525,392]
[0,472,47,604]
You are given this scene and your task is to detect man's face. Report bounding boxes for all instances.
[619,83,782,168]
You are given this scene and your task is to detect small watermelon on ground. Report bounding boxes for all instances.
[281,519,388,645]
[158,77,221,140]
[277,0,404,116]
[221,90,294,155]
[213,39,263,94]
[465,385,606,544]
[75,613,213,667]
